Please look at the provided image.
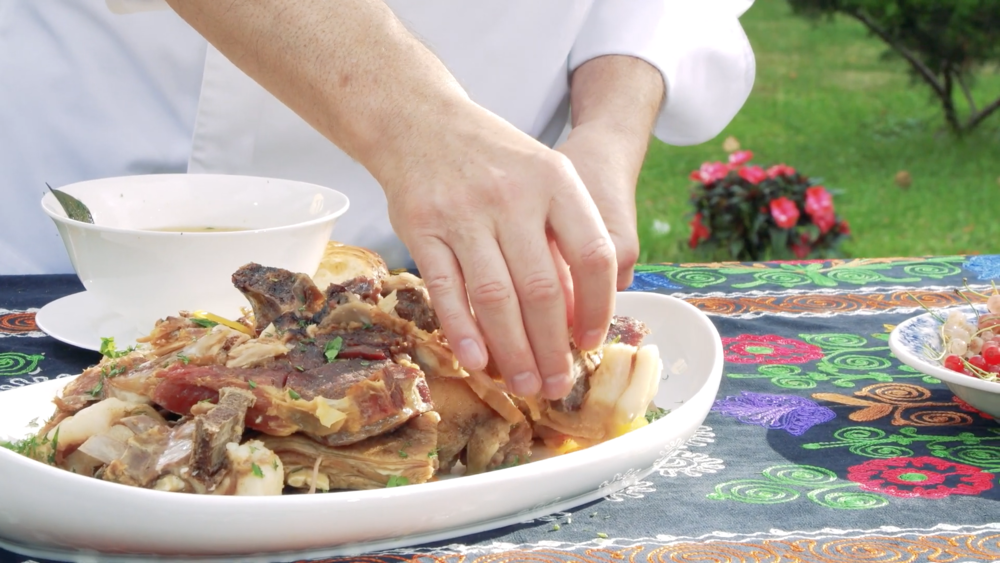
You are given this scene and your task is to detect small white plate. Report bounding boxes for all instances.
[0,291,723,561]
[889,304,1000,416]
[34,292,142,352]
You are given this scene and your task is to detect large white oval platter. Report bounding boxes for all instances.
[0,291,723,561]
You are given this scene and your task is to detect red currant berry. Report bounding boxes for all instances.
[944,354,966,372]
[968,355,988,371]
[983,343,1000,366]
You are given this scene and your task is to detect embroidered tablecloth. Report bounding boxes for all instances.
[2,255,1000,563]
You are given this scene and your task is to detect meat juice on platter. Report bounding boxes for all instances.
[2,243,665,496]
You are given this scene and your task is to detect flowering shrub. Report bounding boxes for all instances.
[688,151,849,261]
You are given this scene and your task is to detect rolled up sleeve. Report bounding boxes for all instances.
[569,0,756,146]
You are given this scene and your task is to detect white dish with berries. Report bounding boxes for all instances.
[889,293,1000,417]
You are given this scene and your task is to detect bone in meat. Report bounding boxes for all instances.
[232,263,326,333]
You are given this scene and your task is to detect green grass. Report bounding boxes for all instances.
[636,0,1000,263]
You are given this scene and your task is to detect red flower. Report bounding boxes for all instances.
[769,197,800,229]
[690,162,730,184]
[688,213,710,248]
[722,334,825,364]
[848,456,994,499]
[804,186,833,217]
[812,210,836,234]
[838,220,851,235]
[738,166,767,185]
[766,164,797,179]
[790,235,811,259]
[728,150,754,166]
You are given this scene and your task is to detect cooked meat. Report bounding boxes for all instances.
[425,376,529,474]
[192,387,256,476]
[607,315,651,347]
[261,411,440,491]
[382,273,440,332]
[232,263,326,333]
[148,358,433,447]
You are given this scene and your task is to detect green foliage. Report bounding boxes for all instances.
[787,0,1000,133]
[636,0,1000,265]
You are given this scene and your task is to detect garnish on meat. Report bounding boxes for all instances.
[6,242,665,495]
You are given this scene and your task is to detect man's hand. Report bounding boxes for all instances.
[380,104,617,400]
[558,55,665,290]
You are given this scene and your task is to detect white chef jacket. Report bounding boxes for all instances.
[0,0,755,274]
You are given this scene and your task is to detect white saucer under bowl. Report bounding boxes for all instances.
[34,292,143,352]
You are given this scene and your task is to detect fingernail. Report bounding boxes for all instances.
[581,329,605,350]
[458,338,486,370]
[510,372,540,397]
[542,373,570,399]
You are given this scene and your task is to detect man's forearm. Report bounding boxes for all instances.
[569,55,665,163]
[163,0,469,182]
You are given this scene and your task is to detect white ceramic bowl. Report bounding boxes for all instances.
[889,305,1000,416]
[0,291,723,560]
[41,174,349,332]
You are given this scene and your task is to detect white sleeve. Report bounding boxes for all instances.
[569,0,756,146]
[105,0,170,14]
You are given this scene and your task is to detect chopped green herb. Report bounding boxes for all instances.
[294,365,305,372]
[272,458,280,470]
[87,378,104,397]
[362,322,373,330]
[48,427,60,464]
[644,407,670,424]
[297,305,306,312]
[177,354,190,365]
[596,532,609,539]
[249,445,258,454]
[359,360,370,367]
[288,389,302,400]
[190,318,219,328]
[251,462,264,478]
[551,524,561,531]
[398,450,408,459]
[324,337,344,363]
[385,475,409,488]
[427,448,439,458]
[248,380,258,389]
[611,334,621,344]
[99,337,134,359]
[297,319,308,328]
[2,435,42,460]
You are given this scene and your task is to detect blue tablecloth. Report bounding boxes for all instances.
[3,255,1000,562]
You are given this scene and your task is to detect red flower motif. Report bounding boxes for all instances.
[738,165,767,185]
[769,197,800,229]
[848,456,993,499]
[838,220,851,235]
[690,162,730,184]
[688,213,711,248]
[766,164,797,179]
[728,150,754,166]
[722,334,825,364]
[953,396,994,419]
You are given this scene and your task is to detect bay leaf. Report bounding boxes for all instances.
[47,183,94,224]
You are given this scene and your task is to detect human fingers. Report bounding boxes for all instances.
[547,168,617,351]
[549,234,575,328]
[500,226,574,400]
[450,230,543,398]
[408,236,488,372]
